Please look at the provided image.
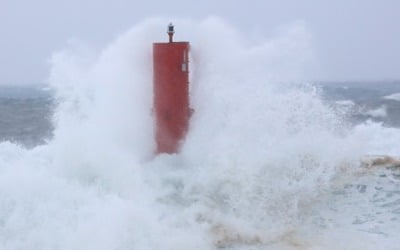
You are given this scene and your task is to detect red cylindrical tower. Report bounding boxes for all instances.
[153,23,191,154]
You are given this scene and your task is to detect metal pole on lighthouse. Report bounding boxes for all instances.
[153,23,191,154]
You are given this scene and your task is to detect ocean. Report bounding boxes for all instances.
[0,86,53,148]
[2,81,400,149]
[0,18,399,250]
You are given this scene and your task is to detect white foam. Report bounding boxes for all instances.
[365,105,387,118]
[384,92,400,101]
[336,100,355,106]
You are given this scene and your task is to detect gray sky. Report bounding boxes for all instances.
[0,0,399,85]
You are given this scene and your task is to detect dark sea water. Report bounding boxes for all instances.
[0,81,399,148]
[320,81,400,127]
[0,86,53,148]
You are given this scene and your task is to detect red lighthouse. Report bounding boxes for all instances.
[153,23,191,154]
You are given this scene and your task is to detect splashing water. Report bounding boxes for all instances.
[0,18,399,250]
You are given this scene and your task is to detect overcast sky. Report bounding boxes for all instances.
[0,0,399,85]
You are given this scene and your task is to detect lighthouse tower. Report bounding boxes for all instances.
[153,23,191,154]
